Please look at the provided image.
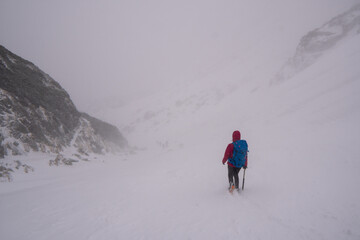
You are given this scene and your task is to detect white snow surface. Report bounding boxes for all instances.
[1,25,360,240]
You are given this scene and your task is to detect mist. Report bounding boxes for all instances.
[0,0,358,115]
[2,1,360,239]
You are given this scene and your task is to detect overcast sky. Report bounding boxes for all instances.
[0,0,358,115]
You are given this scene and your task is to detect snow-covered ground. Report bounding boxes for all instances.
[2,11,360,240]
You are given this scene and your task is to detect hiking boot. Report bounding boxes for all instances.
[229,183,235,193]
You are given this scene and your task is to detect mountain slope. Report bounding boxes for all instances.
[272,3,360,84]
[0,45,127,159]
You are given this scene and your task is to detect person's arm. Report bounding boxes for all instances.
[222,144,233,165]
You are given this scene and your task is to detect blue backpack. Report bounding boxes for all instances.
[228,140,248,168]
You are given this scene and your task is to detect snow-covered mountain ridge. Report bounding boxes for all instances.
[0,45,128,174]
[272,3,360,84]
[109,4,360,147]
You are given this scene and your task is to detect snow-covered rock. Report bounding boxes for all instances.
[0,45,128,160]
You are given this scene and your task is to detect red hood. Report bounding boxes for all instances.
[232,130,241,142]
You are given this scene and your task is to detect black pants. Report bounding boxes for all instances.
[228,165,241,189]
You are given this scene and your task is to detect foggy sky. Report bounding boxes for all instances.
[0,0,358,115]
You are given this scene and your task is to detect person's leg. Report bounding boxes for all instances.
[234,167,241,189]
[227,165,235,188]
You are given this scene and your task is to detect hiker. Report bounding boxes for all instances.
[222,130,248,192]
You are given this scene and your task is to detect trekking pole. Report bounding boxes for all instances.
[242,168,246,190]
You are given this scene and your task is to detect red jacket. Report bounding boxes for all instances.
[222,130,248,168]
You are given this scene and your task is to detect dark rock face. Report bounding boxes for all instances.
[0,45,127,157]
[81,113,128,148]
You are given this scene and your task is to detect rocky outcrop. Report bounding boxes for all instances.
[0,45,127,158]
[272,4,360,84]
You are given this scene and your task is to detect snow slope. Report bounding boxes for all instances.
[1,10,360,240]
